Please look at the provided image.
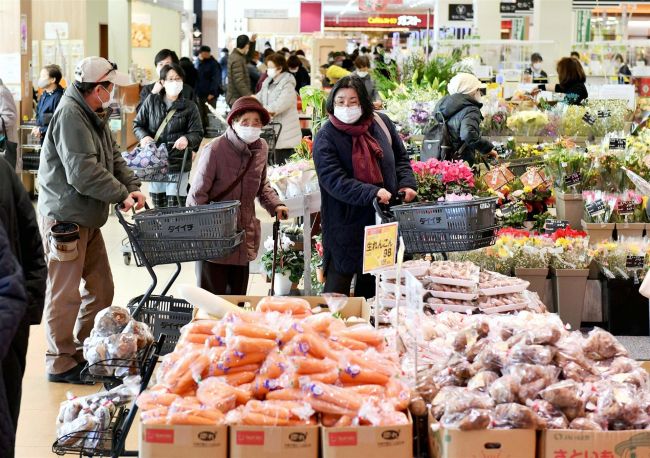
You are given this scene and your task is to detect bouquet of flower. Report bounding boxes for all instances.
[261,234,305,283]
[291,136,313,161]
[556,104,591,137]
[592,239,650,280]
[512,143,552,159]
[582,149,626,192]
[411,158,475,202]
[512,235,554,270]
[582,190,647,223]
[549,228,592,269]
[506,110,549,136]
[481,111,510,136]
[585,99,632,138]
[268,159,317,199]
[544,146,588,192]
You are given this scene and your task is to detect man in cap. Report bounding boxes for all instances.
[38,57,145,384]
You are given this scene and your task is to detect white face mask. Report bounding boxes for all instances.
[356,71,368,78]
[334,106,363,124]
[37,78,50,89]
[474,91,483,103]
[532,62,542,71]
[233,123,262,144]
[267,68,278,79]
[96,85,113,110]
[289,68,298,74]
[165,81,183,97]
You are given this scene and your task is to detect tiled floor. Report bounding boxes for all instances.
[15,194,273,457]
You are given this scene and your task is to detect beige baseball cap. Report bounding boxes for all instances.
[74,56,130,86]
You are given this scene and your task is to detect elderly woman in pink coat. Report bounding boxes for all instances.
[187,96,289,295]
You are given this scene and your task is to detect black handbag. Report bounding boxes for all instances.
[0,116,17,171]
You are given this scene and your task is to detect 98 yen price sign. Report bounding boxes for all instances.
[363,222,399,274]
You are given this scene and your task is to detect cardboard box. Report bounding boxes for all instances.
[229,424,319,458]
[139,423,227,458]
[321,421,413,458]
[429,426,536,458]
[193,296,370,322]
[539,429,650,458]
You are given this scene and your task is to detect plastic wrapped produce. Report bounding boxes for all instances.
[569,417,605,431]
[507,343,555,366]
[528,399,569,429]
[540,381,585,420]
[440,409,493,431]
[493,403,542,429]
[431,386,494,419]
[467,371,499,392]
[583,328,628,361]
[489,375,519,404]
[91,306,132,337]
[122,320,154,349]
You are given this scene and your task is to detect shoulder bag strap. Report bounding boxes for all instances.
[213,153,255,202]
[373,112,392,147]
[153,108,177,142]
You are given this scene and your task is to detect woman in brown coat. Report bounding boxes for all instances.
[187,96,288,294]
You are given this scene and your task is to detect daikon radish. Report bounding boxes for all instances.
[176,284,241,318]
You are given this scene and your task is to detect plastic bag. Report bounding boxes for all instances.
[431,386,494,419]
[583,328,628,361]
[539,381,585,421]
[440,408,492,431]
[91,306,132,338]
[493,403,541,429]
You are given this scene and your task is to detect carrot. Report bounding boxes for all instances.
[289,332,335,359]
[216,371,256,386]
[182,320,221,335]
[246,400,292,420]
[206,363,259,377]
[266,388,306,401]
[335,416,354,427]
[137,391,180,410]
[339,366,389,386]
[309,369,338,384]
[168,412,219,425]
[178,332,216,345]
[307,398,357,416]
[321,413,341,427]
[386,378,411,411]
[230,336,277,354]
[140,406,169,424]
[168,353,210,394]
[259,350,288,379]
[305,381,361,410]
[335,327,385,348]
[278,323,303,347]
[191,408,225,422]
[293,357,337,375]
[257,297,312,316]
[302,313,340,335]
[343,385,386,397]
[218,350,267,369]
[241,411,292,426]
[346,352,398,378]
[229,323,278,340]
[329,335,368,351]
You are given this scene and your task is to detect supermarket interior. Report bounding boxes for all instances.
[8,0,650,457]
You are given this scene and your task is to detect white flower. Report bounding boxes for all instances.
[263,236,275,252]
[281,235,294,250]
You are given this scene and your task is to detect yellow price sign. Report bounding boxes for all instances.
[362,222,398,274]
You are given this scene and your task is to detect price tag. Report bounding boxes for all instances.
[500,201,526,217]
[586,199,606,218]
[626,255,645,269]
[494,144,506,156]
[617,201,636,215]
[582,112,596,126]
[564,172,581,187]
[609,138,627,151]
[544,219,570,234]
[363,222,399,274]
[598,109,611,118]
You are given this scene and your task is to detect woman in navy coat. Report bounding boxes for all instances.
[313,76,416,298]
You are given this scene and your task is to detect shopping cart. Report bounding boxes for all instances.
[115,201,243,353]
[262,122,283,166]
[121,144,189,265]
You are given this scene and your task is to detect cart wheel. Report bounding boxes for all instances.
[123,253,131,265]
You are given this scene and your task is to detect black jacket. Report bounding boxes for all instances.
[195,56,222,99]
[137,82,197,114]
[435,93,493,165]
[555,81,588,105]
[0,223,27,455]
[0,157,46,325]
[180,61,199,89]
[290,67,311,93]
[313,113,416,275]
[133,92,203,172]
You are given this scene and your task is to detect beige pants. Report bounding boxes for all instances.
[40,217,114,374]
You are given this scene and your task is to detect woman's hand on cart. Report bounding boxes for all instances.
[120,191,147,212]
[377,188,392,205]
[275,205,289,220]
[398,187,417,203]
[173,136,188,150]
[140,136,155,148]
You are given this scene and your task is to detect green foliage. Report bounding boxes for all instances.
[299,86,327,136]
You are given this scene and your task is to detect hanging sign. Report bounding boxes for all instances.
[448,4,474,21]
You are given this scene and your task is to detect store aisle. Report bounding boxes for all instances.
[15,208,273,457]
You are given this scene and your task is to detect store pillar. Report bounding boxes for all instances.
[473,0,501,41]
[108,0,131,74]
[532,0,573,67]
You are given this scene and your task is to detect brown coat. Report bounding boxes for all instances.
[187,128,282,266]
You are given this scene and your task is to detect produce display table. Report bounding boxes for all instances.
[284,191,321,295]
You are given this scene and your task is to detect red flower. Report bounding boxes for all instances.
[497,227,530,238]
[550,227,587,241]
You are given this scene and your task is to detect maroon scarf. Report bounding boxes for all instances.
[328,115,384,185]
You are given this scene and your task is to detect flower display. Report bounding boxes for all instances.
[582,190,648,223]
[506,110,549,136]
[549,228,592,269]
[592,238,650,280]
[411,158,475,202]
[544,146,588,192]
[481,110,510,136]
[268,159,318,199]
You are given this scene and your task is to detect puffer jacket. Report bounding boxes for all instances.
[0,223,27,455]
[434,93,493,165]
[227,48,253,106]
[133,92,203,172]
[256,72,302,150]
[0,157,46,325]
[36,86,64,138]
[38,84,141,229]
[187,128,283,266]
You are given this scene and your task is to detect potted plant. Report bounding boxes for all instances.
[261,235,305,295]
[410,158,475,202]
[311,234,325,295]
[549,228,592,330]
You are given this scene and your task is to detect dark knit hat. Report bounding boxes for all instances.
[226,96,270,126]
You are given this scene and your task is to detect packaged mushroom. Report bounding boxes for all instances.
[425,261,480,287]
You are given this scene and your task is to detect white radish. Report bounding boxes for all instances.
[175,284,242,318]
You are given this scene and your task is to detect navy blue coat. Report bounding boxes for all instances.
[36,86,64,138]
[0,223,27,455]
[313,113,416,275]
[194,56,222,99]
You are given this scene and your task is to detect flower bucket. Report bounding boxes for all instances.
[600,275,649,336]
[273,273,293,296]
[515,267,550,309]
[551,267,589,330]
[555,190,583,230]
[300,169,318,193]
[581,220,615,245]
[615,222,646,240]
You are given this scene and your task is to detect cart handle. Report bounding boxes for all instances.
[372,191,406,224]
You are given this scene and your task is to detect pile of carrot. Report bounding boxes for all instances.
[137,297,410,427]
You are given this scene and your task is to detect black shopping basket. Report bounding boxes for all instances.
[374,196,499,254]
